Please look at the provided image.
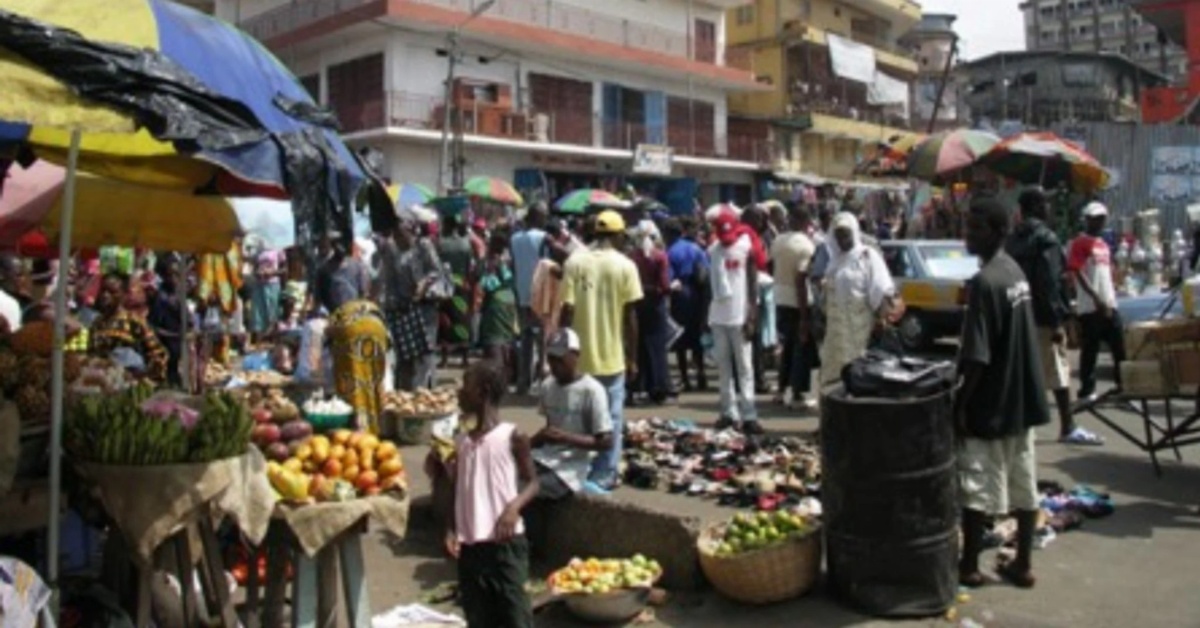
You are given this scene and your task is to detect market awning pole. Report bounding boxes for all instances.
[47,127,82,614]
[179,265,190,392]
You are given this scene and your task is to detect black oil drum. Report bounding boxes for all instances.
[821,387,958,617]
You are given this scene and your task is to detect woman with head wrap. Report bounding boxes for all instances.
[629,221,673,404]
[818,212,898,387]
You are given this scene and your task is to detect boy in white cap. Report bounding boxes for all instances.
[1067,201,1124,404]
[532,328,614,497]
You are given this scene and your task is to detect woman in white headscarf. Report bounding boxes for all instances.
[818,212,898,386]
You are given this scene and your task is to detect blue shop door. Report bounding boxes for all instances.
[660,178,698,216]
[514,168,545,203]
[645,91,666,145]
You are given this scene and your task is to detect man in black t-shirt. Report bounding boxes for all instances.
[957,198,1051,590]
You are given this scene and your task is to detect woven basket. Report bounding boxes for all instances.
[698,521,822,605]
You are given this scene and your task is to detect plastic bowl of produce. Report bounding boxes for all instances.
[306,411,353,431]
[562,587,651,624]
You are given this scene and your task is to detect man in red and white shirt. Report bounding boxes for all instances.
[708,210,762,435]
[1067,202,1125,401]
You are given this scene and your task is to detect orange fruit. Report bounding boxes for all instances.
[378,458,403,477]
[331,429,353,446]
[354,470,379,492]
[376,442,398,461]
[342,448,360,468]
[321,458,343,479]
[341,465,360,482]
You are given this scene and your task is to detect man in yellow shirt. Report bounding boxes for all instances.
[560,210,642,490]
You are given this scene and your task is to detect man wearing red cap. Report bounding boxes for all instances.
[708,210,762,434]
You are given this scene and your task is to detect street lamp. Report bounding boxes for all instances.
[436,0,496,194]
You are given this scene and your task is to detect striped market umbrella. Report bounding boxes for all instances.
[464,176,524,206]
[979,132,1111,193]
[388,182,435,210]
[907,129,1000,183]
[555,189,629,214]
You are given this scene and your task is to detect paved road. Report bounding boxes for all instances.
[366,361,1200,628]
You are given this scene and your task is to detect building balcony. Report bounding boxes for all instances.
[341,90,774,164]
[238,0,753,73]
[839,0,922,32]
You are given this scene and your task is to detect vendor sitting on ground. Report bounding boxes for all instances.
[90,272,169,382]
[532,328,614,498]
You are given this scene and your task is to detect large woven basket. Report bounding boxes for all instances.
[698,521,822,605]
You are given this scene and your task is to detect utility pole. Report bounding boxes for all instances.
[436,0,496,194]
[927,36,959,133]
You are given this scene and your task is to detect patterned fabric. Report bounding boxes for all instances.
[64,327,89,353]
[328,300,389,431]
[387,304,430,363]
[478,260,519,346]
[90,310,169,382]
[438,273,472,347]
[197,241,244,314]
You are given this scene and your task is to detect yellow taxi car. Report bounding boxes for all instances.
[879,240,979,350]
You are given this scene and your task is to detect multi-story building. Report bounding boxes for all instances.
[1021,0,1187,81]
[898,13,964,132]
[957,50,1166,128]
[217,0,769,211]
[725,0,923,181]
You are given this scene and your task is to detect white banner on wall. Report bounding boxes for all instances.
[827,34,877,84]
[868,71,908,105]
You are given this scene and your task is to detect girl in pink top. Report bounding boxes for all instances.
[446,360,538,627]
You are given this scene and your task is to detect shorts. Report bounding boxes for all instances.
[458,538,533,628]
[958,429,1038,516]
[1037,326,1071,391]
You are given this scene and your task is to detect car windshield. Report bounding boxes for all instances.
[918,244,979,280]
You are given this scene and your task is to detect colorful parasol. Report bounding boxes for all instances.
[389,183,435,211]
[979,132,1111,193]
[555,189,630,214]
[0,160,249,253]
[906,129,1000,183]
[463,176,524,206]
[0,0,364,197]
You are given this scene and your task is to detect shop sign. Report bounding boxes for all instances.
[633,144,674,175]
[531,153,601,172]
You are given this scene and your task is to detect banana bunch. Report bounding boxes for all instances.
[189,391,254,463]
[65,386,253,465]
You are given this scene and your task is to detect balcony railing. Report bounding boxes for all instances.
[339,91,774,163]
[240,0,751,71]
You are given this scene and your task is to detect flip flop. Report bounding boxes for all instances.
[1059,427,1105,446]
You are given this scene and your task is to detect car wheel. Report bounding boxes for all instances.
[897,312,929,352]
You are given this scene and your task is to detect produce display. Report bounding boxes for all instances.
[266,429,407,503]
[547,555,662,595]
[0,325,59,426]
[246,386,301,423]
[204,362,232,387]
[382,387,458,417]
[65,385,254,465]
[241,370,291,388]
[709,511,816,557]
[68,356,134,395]
[302,395,353,417]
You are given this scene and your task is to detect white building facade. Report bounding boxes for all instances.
[218,0,770,211]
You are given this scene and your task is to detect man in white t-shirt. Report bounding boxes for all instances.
[1067,202,1125,400]
[769,205,817,410]
[708,210,761,434]
[532,328,614,498]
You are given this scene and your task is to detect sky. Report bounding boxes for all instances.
[918,0,1026,60]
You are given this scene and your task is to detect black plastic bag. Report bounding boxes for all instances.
[841,350,955,399]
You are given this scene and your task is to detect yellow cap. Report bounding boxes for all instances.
[594,210,626,234]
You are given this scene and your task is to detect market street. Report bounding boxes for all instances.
[375,363,1200,628]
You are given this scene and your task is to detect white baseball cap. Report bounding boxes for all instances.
[1082,202,1109,218]
[546,328,581,357]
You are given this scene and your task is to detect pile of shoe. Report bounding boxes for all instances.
[621,418,823,513]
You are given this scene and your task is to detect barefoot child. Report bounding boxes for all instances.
[446,360,539,627]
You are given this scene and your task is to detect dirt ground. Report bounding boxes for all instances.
[364,358,1200,628]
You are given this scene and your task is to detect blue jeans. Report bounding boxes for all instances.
[589,372,626,485]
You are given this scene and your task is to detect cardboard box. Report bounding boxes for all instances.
[1120,360,1172,397]
[1124,319,1200,360]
